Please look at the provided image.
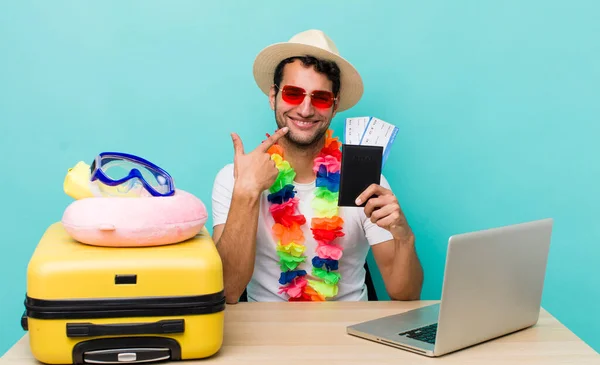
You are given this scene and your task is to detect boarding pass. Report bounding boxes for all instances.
[344,116,398,167]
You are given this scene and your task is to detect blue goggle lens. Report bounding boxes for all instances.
[99,158,171,195]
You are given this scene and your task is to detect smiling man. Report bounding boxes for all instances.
[211,29,423,304]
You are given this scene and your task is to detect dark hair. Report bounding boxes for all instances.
[273,55,341,97]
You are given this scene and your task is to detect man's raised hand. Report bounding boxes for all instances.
[230,127,289,196]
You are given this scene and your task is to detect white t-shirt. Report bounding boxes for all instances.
[211,163,393,302]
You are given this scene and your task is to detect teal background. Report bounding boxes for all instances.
[1,0,599,356]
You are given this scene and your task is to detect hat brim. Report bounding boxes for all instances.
[253,42,363,112]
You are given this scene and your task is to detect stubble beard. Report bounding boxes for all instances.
[274,106,330,149]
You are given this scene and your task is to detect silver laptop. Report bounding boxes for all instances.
[347,218,553,357]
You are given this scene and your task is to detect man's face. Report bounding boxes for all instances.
[269,60,338,147]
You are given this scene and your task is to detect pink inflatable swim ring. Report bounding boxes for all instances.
[61,189,208,247]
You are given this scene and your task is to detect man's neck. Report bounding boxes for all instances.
[280,136,325,184]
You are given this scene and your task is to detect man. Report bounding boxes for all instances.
[212,29,423,303]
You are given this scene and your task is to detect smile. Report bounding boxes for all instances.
[289,117,317,130]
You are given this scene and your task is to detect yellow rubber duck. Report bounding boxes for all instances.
[63,161,94,200]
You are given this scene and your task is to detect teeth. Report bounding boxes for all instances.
[294,119,312,125]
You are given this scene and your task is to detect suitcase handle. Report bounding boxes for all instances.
[72,337,182,365]
[66,319,184,338]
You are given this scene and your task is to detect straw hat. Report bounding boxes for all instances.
[252,29,364,112]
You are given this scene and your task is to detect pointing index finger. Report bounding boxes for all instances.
[259,127,289,152]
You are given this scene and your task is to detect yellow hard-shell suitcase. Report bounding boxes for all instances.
[21,222,225,365]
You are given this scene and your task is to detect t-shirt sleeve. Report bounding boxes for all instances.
[211,163,235,227]
[362,174,394,246]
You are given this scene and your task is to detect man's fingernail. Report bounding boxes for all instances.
[282,127,289,132]
[355,198,361,205]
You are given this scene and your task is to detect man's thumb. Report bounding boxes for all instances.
[231,133,244,156]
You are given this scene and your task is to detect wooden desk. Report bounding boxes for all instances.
[2,301,598,364]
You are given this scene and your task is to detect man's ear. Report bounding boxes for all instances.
[332,94,340,114]
[269,85,276,111]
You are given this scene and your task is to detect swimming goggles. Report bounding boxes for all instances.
[90,152,175,197]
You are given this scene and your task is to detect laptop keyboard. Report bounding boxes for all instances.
[399,323,437,344]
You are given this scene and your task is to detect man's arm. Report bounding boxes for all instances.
[212,185,261,304]
[356,183,424,300]
[371,235,423,300]
[211,127,289,304]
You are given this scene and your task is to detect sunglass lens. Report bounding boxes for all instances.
[311,91,334,108]
[281,86,305,104]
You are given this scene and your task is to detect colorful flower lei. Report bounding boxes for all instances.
[266,129,345,301]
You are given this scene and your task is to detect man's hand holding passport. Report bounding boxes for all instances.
[338,117,398,208]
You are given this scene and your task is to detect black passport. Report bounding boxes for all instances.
[337,144,384,207]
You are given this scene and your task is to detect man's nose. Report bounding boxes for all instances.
[297,95,314,117]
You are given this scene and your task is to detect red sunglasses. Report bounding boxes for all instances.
[278,85,337,109]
